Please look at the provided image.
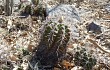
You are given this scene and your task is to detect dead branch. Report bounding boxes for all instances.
[86,38,110,54]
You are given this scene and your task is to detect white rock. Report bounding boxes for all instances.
[47,4,80,22]
[13,65,19,70]
[71,66,83,70]
[7,19,12,29]
[67,48,74,53]
[0,28,8,35]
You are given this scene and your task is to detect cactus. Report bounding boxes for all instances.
[0,5,4,15]
[74,47,97,70]
[0,18,7,28]
[32,0,39,6]
[33,6,47,20]
[30,22,70,69]
[18,2,46,20]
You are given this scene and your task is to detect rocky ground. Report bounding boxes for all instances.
[0,0,110,70]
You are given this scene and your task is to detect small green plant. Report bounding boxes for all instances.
[74,47,97,70]
[22,49,29,56]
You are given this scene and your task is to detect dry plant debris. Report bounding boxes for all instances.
[0,0,110,70]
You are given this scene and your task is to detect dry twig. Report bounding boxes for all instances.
[87,38,110,54]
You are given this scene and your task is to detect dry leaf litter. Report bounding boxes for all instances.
[0,0,110,70]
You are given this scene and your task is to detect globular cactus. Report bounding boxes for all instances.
[0,18,7,28]
[19,4,33,16]
[30,22,70,69]
[74,47,97,70]
[18,1,46,20]
[0,5,4,15]
[33,6,47,20]
[32,0,39,6]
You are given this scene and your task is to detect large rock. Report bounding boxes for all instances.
[47,4,80,22]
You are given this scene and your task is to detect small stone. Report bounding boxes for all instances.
[28,45,35,52]
[86,22,102,34]
[71,66,83,70]
[9,54,19,61]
